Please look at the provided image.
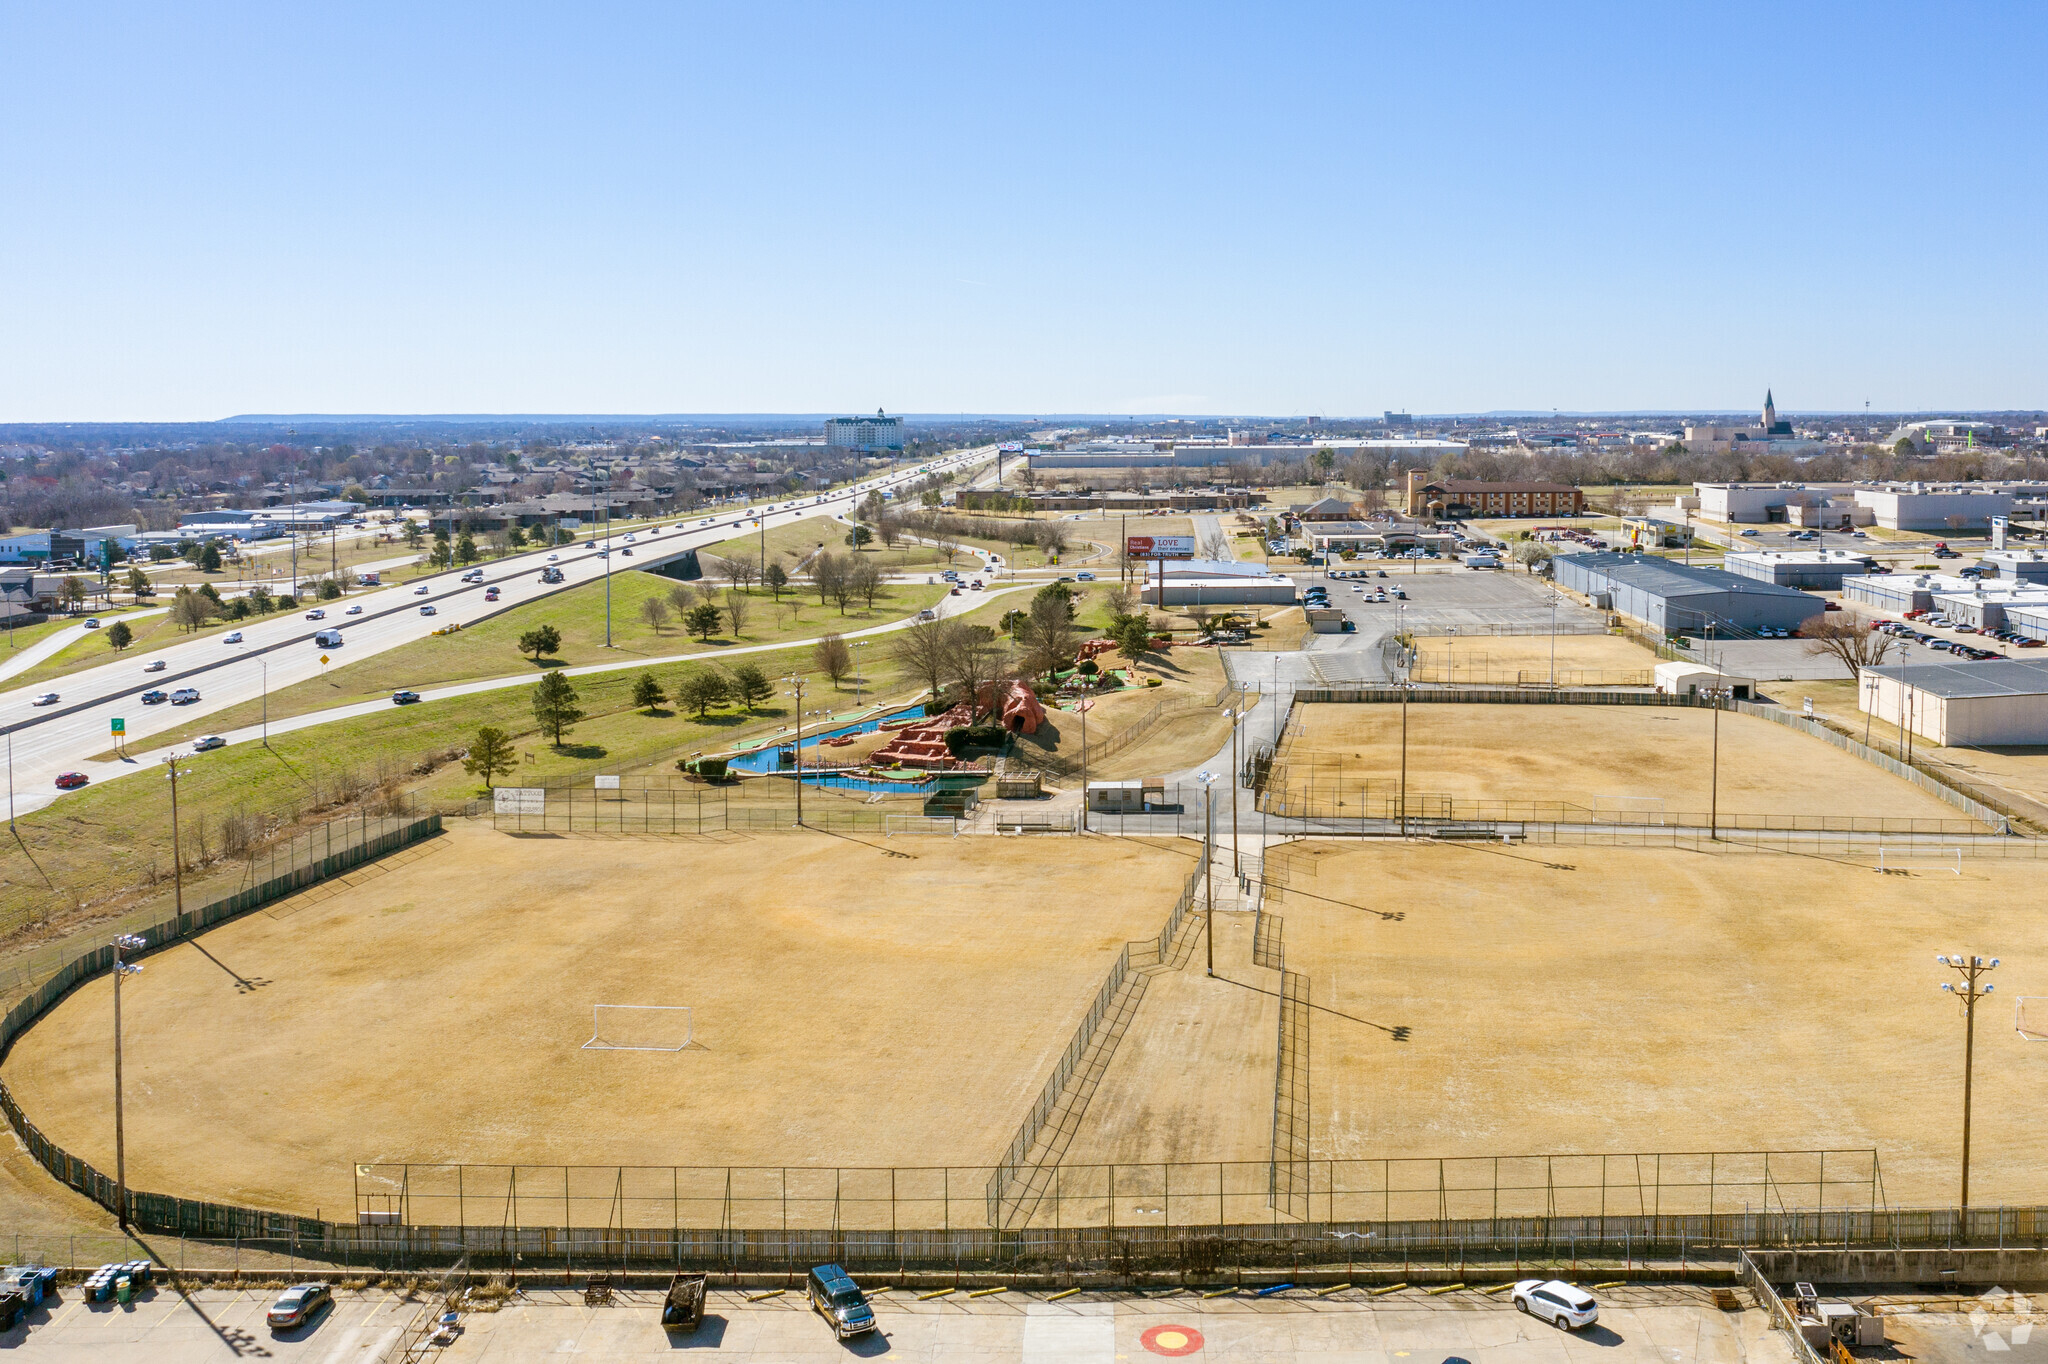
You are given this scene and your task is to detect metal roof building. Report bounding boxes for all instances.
[1552,552,1824,637]
[1723,548,1879,589]
[1860,657,2048,746]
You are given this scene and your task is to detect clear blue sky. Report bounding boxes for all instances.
[4,2,2043,420]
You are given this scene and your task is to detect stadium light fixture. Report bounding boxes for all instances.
[1934,951,2000,1213]
[782,674,808,827]
[1197,771,1217,977]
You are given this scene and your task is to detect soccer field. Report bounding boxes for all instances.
[0,825,1194,1219]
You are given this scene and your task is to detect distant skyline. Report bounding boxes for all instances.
[4,2,2044,421]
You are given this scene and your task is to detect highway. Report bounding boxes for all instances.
[0,449,992,814]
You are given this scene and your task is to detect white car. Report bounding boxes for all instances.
[30,693,59,706]
[346,605,363,615]
[415,585,430,595]
[144,659,167,672]
[624,534,636,542]
[305,609,326,620]
[420,605,437,616]
[223,631,244,644]
[547,553,559,561]
[192,735,226,752]
[1512,1280,1598,1330]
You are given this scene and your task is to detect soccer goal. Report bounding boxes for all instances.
[1874,846,1962,876]
[2018,998,2048,1043]
[1593,795,1667,826]
[583,1005,693,1052]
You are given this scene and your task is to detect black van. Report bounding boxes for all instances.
[805,1264,876,1339]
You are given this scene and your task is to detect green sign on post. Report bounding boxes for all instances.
[111,717,125,736]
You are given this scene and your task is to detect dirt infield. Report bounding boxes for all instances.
[1,825,1192,1218]
[1280,702,1966,821]
[1066,840,2048,1207]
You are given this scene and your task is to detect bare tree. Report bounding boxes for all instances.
[1101,584,1136,621]
[725,588,751,637]
[640,597,672,634]
[668,583,697,617]
[875,514,903,549]
[1032,520,1071,557]
[1016,589,1081,677]
[944,625,1009,720]
[891,615,956,702]
[811,550,845,607]
[718,552,759,590]
[846,555,884,609]
[814,632,853,688]
[1800,613,1894,678]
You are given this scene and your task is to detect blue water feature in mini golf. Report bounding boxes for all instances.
[724,703,948,787]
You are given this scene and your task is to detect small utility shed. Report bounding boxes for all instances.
[1553,552,1824,637]
[1860,657,2048,746]
[1653,662,1756,700]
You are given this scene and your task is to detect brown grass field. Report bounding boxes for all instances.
[1,826,1194,1218]
[1408,633,1656,685]
[1066,840,2048,1208]
[1279,703,1966,821]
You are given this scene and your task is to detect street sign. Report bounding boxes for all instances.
[110,717,125,736]
[319,654,330,664]
[1126,535,1195,560]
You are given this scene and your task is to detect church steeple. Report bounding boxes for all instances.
[1763,390,1776,429]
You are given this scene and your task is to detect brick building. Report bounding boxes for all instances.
[1405,472,1585,518]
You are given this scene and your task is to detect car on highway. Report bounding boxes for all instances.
[1512,1279,1598,1330]
[192,735,226,752]
[484,587,500,601]
[141,689,169,705]
[346,604,363,614]
[620,547,633,556]
[54,772,88,790]
[1740,528,1759,536]
[624,533,636,541]
[83,617,100,629]
[391,690,422,705]
[415,585,431,595]
[30,693,59,706]
[266,1282,333,1332]
[170,688,201,705]
[420,605,437,616]
[547,553,559,561]
[305,609,326,620]
[223,631,244,643]
[144,659,166,672]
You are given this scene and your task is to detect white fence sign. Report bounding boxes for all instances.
[494,787,546,815]
[595,775,622,790]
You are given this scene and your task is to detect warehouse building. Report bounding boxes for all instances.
[1860,657,2048,746]
[1851,481,2048,531]
[1980,549,2048,583]
[1553,552,1824,636]
[1138,573,1297,607]
[1843,572,2048,639]
[1722,548,1879,589]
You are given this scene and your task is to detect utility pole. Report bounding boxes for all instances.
[1399,677,1411,838]
[1199,772,1216,977]
[260,658,269,747]
[1078,688,1089,833]
[163,756,187,919]
[1706,684,1731,840]
[1935,953,1999,1213]
[1230,683,1244,878]
[111,933,146,1230]
[783,675,807,827]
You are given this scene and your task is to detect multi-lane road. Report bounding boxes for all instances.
[0,450,993,814]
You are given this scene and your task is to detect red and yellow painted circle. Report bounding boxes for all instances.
[1141,1323,1206,1356]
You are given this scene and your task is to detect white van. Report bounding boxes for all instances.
[314,629,344,647]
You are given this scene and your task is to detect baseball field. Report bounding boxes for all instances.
[0,825,1194,1219]
[1062,839,2048,1209]
[1275,702,1969,822]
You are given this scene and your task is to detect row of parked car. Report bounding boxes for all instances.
[1880,614,2039,658]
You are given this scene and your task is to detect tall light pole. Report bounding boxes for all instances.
[1229,684,1245,877]
[1398,676,1411,838]
[1935,953,1999,1213]
[783,674,807,827]
[1198,771,1216,977]
[852,639,871,707]
[111,932,146,1229]
[1704,684,1731,840]
[259,657,269,748]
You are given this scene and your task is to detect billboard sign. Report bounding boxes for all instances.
[1126,535,1195,560]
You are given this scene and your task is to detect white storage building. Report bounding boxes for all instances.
[1860,658,2048,746]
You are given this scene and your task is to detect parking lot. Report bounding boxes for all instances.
[0,1280,1805,1362]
